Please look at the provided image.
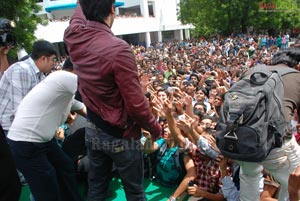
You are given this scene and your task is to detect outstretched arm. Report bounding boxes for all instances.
[162,99,186,148]
[169,154,196,200]
[143,130,159,154]
[0,46,11,74]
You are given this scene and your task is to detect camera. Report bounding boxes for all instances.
[0,18,16,47]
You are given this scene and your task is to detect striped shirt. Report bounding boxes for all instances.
[0,57,44,130]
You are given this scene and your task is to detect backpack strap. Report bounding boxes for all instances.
[158,143,185,173]
[273,66,299,76]
[242,65,299,79]
[157,142,168,161]
[173,148,185,175]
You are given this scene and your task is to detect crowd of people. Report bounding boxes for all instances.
[2,0,300,201]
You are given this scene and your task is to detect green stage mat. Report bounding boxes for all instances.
[20,177,185,201]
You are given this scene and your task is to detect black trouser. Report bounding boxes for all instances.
[8,138,83,201]
[0,125,21,201]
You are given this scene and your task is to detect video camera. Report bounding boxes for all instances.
[0,18,16,47]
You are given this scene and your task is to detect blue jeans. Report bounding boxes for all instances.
[8,138,83,201]
[85,122,145,201]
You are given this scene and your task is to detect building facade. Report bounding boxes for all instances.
[34,0,193,47]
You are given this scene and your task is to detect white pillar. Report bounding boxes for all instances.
[185,29,190,40]
[146,32,151,48]
[154,0,164,43]
[115,7,120,16]
[140,0,149,18]
[17,48,28,60]
[157,31,162,42]
[179,29,183,41]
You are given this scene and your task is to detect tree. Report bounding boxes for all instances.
[0,0,43,58]
[179,0,300,37]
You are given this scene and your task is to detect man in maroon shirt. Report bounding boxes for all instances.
[64,1,161,200]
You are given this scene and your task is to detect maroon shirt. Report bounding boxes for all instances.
[64,5,161,139]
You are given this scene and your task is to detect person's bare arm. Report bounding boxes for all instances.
[260,184,278,201]
[73,105,87,117]
[0,46,11,74]
[169,155,196,200]
[184,93,194,119]
[198,71,210,88]
[143,130,159,154]
[140,74,150,95]
[289,165,300,201]
[187,184,225,201]
[176,119,200,145]
[55,127,65,140]
[162,99,186,148]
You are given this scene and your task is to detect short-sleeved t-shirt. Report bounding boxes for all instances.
[155,138,185,187]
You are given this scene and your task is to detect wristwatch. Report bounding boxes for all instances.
[169,196,176,201]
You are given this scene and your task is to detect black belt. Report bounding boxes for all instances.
[86,107,124,138]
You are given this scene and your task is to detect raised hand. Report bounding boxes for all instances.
[183,93,193,107]
[289,165,300,201]
[161,99,173,117]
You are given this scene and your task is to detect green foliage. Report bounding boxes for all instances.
[0,0,43,58]
[179,0,300,37]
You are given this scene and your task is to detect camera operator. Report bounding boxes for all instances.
[0,17,15,79]
[0,17,20,201]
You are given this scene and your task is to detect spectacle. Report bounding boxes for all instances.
[47,56,57,62]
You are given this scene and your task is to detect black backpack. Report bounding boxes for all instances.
[216,65,299,162]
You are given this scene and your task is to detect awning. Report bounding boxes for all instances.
[45,2,124,12]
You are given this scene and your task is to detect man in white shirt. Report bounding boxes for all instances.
[7,70,86,201]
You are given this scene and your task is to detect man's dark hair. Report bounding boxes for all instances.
[194,102,207,113]
[177,69,185,75]
[201,115,213,121]
[79,0,115,23]
[215,92,225,101]
[63,57,74,72]
[156,88,169,96]
[31,40,57,60]
[167,74,176,80]
[271,47,300,67]
[189,73,199,82]
[196,87,208,97]
[193,108,204,119]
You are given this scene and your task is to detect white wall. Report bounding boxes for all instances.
[34,0,193,43]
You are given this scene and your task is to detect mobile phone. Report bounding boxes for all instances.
[178,115,185,121]
[188,180,194,187]
[167,86,175,93]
